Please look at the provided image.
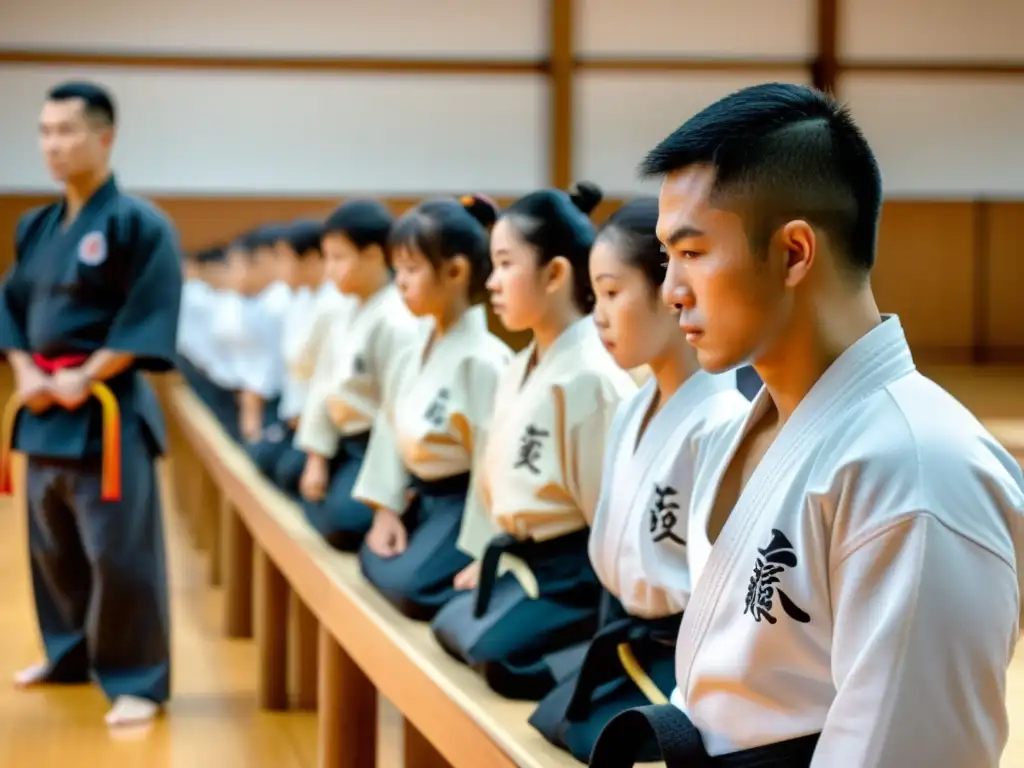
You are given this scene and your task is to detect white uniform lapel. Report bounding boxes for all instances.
[393,306,488,469]
[593,371,740,616]
[677,316,917,693]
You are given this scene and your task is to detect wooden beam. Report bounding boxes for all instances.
[0,50,545,74]
[813,0,838,93]
[972,200,992,364]
[839,61,1024,76]
[576,58,811,73]
[548,0,574,189]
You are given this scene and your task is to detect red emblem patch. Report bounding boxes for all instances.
[78,231,107,266]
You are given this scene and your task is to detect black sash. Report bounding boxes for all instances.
[565,610,680,720]
[408,471,471,498]
[589,705,819,767]
[473,529,590,619]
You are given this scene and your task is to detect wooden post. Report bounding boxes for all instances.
[318,626,376,768]
[289,593,319,710]
[195,464,217,552]
[547,0,574,189]
[255,547,289,710]
[208,492,224,587]
[222,500,253,638]
[176,436,202,547]
[403,719,452,768]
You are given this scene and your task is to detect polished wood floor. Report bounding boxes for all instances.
[0,364,1021,766]
[0,465,321,768]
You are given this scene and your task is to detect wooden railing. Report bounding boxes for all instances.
[162,375,1024,768]
[165,381,581,768]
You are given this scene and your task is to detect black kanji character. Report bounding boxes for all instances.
[743,528,811,625]
[649,484,685,545]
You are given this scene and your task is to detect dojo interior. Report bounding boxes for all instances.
[1,0,1023,764]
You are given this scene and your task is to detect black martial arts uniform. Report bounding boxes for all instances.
[0,175,182,706]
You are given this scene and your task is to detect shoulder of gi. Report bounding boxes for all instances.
[817,375,1024,568]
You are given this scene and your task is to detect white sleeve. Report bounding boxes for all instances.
[587,400,630,576]
[813,514,1018,768]
[351,351,410,513]
[211,292,245,347]
[176,288,194,356]
[287,299,336,382]
[294,324,340,457]
[563,383,621,526]
[454,356,504,559]
[237,304,285,398]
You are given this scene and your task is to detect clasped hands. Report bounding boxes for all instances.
[363,503,481,591]
[17,366,91,414]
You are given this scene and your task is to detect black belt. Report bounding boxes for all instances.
[565,612,681,721]
[408,471,470,497]
[589,704,819,767]
[468,532,585,622]
[474,532,523,618]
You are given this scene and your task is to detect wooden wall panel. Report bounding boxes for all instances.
[871,201,976,360]
[0,194,1019,361]
[985,202,1024,358]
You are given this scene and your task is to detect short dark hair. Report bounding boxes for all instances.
[286,219,325,258]
[639,83,882,273]
[229,232,258,260]
[194,246,227,264]
[250,224,289,251]
[323,199,394,259]
[501,181,603,312]
[389,194,499,302]
[46,81,116,127]
[597,198,664,290]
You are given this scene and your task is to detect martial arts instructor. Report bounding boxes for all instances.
[0,81,182,727]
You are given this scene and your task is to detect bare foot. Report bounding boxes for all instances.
[13,662,50,689]
[104,695,161,727]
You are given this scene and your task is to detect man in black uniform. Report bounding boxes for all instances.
[0,81,182,727]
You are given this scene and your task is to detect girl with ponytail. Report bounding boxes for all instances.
[430,182,638,701]
[353,194,513,620]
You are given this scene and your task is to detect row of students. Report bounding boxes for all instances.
[177,183,741,761]
[178,82,1024,768]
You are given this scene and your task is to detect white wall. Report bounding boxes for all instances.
[573,0,816,195]
[0,0,546,59]
[575,69,813,195]
[0,65,547,195]
[833,0,1024,197]
[838,0,1024,62]
[1,0,1023,197]
[576,0,815,60]
[839,74,1024,198]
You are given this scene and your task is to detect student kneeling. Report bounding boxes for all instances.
[430,183,637,701]
[354,195,511,620]
[294,200,418,550]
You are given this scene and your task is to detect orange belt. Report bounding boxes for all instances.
[0,353,121,501]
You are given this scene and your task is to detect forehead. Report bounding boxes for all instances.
[391,244,419,263]
[655,164,719,243]
[490,218,514,250]
[589,237,626,273]
[40,98,87,123]
[322,231,352,249]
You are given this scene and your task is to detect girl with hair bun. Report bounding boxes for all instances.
[527,198,751,761]
[431,182,637,701]
[353,194,512,620]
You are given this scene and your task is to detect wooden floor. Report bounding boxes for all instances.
[0,364,1022,766]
